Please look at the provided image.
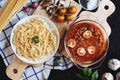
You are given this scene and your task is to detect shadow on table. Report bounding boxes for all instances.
[0,55,11,80]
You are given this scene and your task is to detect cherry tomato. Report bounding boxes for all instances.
[69,6,77,14]
[58,7,67,14]
[67,39,76,48]
[77,47,86,56]
[66,14,74,21]
[87,46,96,54]
[56,15,65,22]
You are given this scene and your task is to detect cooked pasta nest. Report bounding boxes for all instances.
[13,17,58,60]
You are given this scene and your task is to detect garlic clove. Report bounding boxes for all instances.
[108,59,120,71]
[102,73,114,80]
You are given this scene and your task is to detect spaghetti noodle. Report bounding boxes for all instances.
[13,17,58,60]
[0,0,28,32]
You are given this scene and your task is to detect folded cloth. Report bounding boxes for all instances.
[0,0,73,80]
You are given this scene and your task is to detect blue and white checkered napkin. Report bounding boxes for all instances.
[0,0,73,80]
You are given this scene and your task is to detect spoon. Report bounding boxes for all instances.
[79,0,100,10]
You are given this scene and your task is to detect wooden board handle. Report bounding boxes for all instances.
[94,0,115,22]
[6,58,28,80]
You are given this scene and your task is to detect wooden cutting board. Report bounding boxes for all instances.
[33,0,82,38]
[6,0,82,80]
[59,0,115,59]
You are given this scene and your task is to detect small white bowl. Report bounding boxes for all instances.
[79,0,100,10]
[10,15,60,64]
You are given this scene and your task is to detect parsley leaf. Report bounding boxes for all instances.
[32,36,39,43]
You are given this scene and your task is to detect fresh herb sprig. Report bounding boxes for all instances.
[76,68,99,80]
[54,56,61,66]
[32,36,39,43]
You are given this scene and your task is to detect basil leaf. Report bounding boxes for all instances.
[91,70,98,80]
[76,74,84,80]
[83,68,88,76]
[87,68,92,77]
[83,68,92,77]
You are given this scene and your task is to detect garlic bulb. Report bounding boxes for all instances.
[108,59,120,71]
[44,0,65,15]
[102,73,114,80]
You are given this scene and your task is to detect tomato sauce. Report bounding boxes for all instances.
[65,21,106,63]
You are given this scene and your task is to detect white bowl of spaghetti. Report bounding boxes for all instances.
[10,15,60,64]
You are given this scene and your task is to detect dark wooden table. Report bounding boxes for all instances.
[0,0,120,80]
